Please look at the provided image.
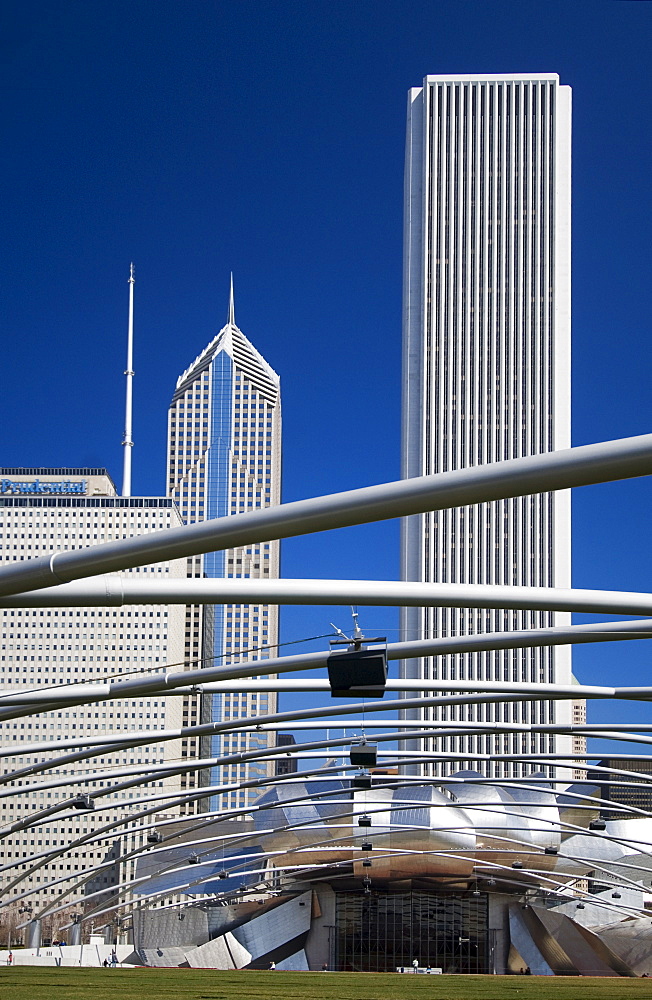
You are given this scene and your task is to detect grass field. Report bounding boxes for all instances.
[1,968,651,1000]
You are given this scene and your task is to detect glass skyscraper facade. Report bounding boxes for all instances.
[167,292,281,810]
[400,75,573,779]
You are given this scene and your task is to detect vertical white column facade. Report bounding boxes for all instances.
[401,75,573,779]
[167,301,281,811]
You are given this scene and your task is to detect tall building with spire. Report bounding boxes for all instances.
[167,282,282,809]
[400,74,573,779]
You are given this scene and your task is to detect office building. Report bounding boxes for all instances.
[167,286,281,810]
[275,733,298,776]
[572,693,587,781]
[0,468,187,926]
[598,758,652,820]
[400,75,573,778]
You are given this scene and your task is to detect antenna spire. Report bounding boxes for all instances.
[122,263,135,497]
[228,273,235,327]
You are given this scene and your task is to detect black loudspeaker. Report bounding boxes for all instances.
[350,740,377,766]
[72,794,94,810]
[327,649,387,698]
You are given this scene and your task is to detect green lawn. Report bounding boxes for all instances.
[0,968,650,1000]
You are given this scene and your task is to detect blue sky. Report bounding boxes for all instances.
[2,0,652,751]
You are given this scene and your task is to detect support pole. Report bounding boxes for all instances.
[26,919,41,949]
[121,263,135,497]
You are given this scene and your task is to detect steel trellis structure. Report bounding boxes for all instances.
[2,432,652,965]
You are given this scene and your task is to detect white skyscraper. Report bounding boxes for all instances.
[0,468,187,925]
[167,284,281,810]
[400,75,573,779]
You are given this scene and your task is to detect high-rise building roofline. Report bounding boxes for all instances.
[421,72,561,83]
[0,467,110,476]
[173,281,279,397]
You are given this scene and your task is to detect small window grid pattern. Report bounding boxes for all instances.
[0,497,188,910]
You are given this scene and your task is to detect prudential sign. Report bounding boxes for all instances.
[0,479,87,495]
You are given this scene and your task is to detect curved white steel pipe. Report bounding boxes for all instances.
[42,805,652,930]
[76,859,647,933]
[13,735,652,876]
[7,752,647,891]
[3,704,652,916]
[11,740,652,825]
[5,577,652,616]
[5,713,652,838]
[3,715,652,849]
[11,765,652,917]
[28,820,621,927]
[2,683,652,741]
[6,675,652,707]
[8,764,652,874]
[1,616,652,719]
[9,718,652,760]
[6,682,652,808]
[0,432,650,599]
[25,834,652,944]
[198,678,652,693]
